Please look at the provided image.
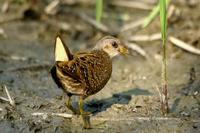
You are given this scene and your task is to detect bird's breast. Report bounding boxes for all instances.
[82,50,112,96]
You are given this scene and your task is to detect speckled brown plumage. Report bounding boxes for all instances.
[50,36,128,129]
[51,50,112,98]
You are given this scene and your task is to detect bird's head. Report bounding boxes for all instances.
[94,36,129,58]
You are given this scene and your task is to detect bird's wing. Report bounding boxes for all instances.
[55,52,98,92]
[56,52,96,83]
[54,50,112,96]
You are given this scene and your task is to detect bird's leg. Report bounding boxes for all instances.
[78,97,91,129]
[66,96,78,114]
[78,97,91,115]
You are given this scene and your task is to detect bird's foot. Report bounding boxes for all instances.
[78,97,92,129]
[81,114,92,129]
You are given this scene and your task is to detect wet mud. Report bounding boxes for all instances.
[0,0,200,132]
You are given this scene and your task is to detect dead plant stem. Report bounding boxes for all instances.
[161,39,169,114]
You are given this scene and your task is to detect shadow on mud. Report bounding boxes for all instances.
[84,88,152,115]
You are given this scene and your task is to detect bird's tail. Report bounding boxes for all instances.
[54,36,72,62]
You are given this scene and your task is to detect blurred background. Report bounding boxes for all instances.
[0,0,200,132]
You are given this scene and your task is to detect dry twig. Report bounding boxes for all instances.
[1,1,9,13]
[4,85,15,107]
[0,55,27,61]
[45,0,60,15]
[31,112,72,119]
[10,55,27,61]
[169,36,200,55]
[155,85,163,103]
[92,116,182,122]
[120,18,145,33]
[109,0,153,10]
[167,5,176,19]
[140,0,157,5]
[125,42,147,57]
[0,96,9,102]
[52,113,73,118]
[0,15,22,24]
[77,12,110,34]
[128,34,200,55]
[129,33,161,42]
[62,0,95,5]
[0,86,15,107]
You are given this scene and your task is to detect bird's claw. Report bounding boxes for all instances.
[81,114,92,129]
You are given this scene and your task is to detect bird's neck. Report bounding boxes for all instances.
[92,49,116,60]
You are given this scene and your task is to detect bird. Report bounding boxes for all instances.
[50,35,128,128]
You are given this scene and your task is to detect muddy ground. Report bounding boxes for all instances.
[0,0,200,133]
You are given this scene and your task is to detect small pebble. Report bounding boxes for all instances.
[42,114,48,120]
[132,108,137,112]
[193,91,198,96]
[180,111,190,117]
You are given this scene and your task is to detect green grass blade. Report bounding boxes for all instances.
[96,0,103,22]
[142,4,159,28]
[159,0,167,42]
[143,0,169,28]
[160,0,169,114]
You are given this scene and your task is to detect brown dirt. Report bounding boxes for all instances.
[0,0,200,132]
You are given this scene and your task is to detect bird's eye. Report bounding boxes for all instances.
[112,42,118,48]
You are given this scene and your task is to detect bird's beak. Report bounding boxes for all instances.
[119,45,129,55]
